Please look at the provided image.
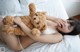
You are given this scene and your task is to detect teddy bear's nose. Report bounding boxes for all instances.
[37,22,39,24]
[34,18,36,20]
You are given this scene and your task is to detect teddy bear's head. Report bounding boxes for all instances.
[30,12,47,31]
[29,3,47,31]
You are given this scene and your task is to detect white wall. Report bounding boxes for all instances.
[62,0,80,17]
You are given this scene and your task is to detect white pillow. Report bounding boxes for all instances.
[19,0,69,20]
[0,0,22,16]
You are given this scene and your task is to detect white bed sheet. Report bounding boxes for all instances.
[20,0,69,20]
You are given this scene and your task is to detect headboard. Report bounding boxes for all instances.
[72,15,80,20]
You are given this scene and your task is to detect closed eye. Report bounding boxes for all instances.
[68,25,72,30]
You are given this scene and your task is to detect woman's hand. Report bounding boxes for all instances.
[13,17,32,36]
[54,18,67,28]
[14,17,23,25]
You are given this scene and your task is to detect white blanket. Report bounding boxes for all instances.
[21,35,80,52]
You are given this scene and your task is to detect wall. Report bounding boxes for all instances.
[62,0,80,17]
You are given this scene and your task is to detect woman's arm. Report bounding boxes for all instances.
[13,17,32,35]
[46,16,66,27]
[14,17,63,43]
[46,16,64,22]
[19,22,63,43]
[46,16,57,22]
[30,33,63,43]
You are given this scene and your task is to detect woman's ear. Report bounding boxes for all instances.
[29,3,36,17]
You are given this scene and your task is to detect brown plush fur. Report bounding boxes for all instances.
[2,3,47,36]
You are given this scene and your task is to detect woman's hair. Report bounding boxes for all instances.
[58,18,80,35]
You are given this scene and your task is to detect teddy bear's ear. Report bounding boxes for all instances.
[29,3,36,17]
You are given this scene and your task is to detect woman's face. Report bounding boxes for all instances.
[57,20,74,33]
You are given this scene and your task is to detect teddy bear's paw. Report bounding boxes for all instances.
[31,28,41,36]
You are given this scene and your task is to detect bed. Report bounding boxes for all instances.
[0,0,80,52]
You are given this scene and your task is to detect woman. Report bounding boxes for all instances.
[15,17,80,51]
[0,0,67,51]
[0,16,66,50]
[1,16,80,52]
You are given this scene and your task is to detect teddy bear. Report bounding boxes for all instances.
[2,3,47,36]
